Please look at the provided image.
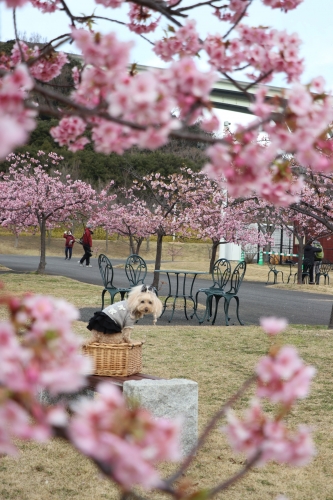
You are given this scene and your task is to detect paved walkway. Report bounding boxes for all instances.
[0,254,332,327]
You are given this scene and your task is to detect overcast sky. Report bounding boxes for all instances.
[0,0,332,129]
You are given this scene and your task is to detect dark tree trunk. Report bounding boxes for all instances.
[135,237,143,255]
[37,218,46,274]
[209,241,220,273]
[129,234,135,255]
[153,232,163,288]
[296,236,304,284]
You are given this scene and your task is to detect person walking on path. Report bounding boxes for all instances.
[78,224,93,267]
[63,231,75,260]
[303,240,322,284]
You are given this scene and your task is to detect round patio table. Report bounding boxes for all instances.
[155,269,210,323]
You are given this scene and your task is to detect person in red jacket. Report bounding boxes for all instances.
[63,230,76,260]
[78,223,93,267]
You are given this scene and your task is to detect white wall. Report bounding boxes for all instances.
[219,242,242,261]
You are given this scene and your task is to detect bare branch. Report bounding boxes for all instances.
[166,375,256,484]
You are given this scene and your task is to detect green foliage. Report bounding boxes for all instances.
[0,40,15,56]
[1,131,202,188]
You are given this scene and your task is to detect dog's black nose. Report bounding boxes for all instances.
[145,308,149,313]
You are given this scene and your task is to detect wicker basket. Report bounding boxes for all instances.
[82,342,143,376]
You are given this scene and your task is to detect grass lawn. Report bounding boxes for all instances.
[0,274,332,499]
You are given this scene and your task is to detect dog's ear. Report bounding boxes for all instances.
[148,285,158,296]
[141,285,147,292]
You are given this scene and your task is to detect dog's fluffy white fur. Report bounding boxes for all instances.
[87,285,163,345]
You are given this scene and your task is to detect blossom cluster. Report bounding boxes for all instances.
[3,0,60,10]
[154,20,201,62]
[0,288,182,490]
[0,64,36,159]
[11,41,68,82]
[204,25,304,83]
[214,0,250,24]
[223,317,316,466]
[50,28,218,153]
[128,4,161,34]
[69,382,181,489]
[0,292,91,454]
[205,75,333,204]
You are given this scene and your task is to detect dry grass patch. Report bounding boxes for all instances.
[0,273,101,309]
[0,274,332,499]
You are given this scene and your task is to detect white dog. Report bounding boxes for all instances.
[85,284,163,345]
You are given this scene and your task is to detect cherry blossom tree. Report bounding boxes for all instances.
[234,170,333,282]
[183,175,271,272]
[126,169,207,287]
[91,184,152,255]
[0,151,97,273]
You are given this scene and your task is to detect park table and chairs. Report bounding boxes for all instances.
[155,268,210,323]
[156,259,247,326]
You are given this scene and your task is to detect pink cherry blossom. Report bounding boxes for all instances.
[262,0,303,10]
[127,4,161,34]
[154,20,201,62]
[71,27,133,72]
[223,399,315,466]
[0,65,36,159]
[3,0,29,6]
[11,42,68,82]
[30,0,60,12]
[287,83,313,116]
[260,316,288,336]
[50,116,90,152]
[69,382,181,489]
[256,345,316,405]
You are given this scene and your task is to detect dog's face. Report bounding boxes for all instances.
[135,292,157,316]
[127,285,163,324]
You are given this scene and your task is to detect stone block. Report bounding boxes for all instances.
[123,378,198,457]
[38,388,95,407]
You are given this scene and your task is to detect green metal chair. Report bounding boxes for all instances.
[266,257,284,284]
[193,258,231,324]
[125,254,147,287]
[315,260,332,285]
[218,261,247,326]
[98,254,130,309]
[293,258,311,284]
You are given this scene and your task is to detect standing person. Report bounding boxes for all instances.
[63,230,75,260]
[78,223,93,267]
[303,240,322,284]
[313,240,324,282]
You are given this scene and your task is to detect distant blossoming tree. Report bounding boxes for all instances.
[0,151,97,273]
